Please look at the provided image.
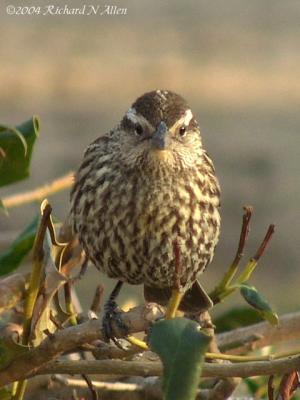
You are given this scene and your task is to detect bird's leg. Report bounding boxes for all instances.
[102,281,129,348]
[165,288,184,319]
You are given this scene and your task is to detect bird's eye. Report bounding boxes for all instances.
[179,126,187,137]
[135,124,143,136]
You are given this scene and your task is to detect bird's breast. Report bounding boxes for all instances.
[75,162,220,287]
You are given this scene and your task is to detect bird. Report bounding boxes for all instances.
[70,90,221,339]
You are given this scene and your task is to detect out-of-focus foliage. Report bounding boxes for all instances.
[0,116,40,276]
[214,306,263,333]
[0,117,39,189]
[0,216,39,277]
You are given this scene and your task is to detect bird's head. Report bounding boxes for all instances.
[119,90,203,170]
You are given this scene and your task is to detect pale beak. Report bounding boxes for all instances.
[151,121,170,150]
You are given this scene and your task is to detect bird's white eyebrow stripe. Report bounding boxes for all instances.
[183,109,193,126]
[169,109,193,132]
[125,108,154,128]
[126,107,138,123]
[125,105,193,130]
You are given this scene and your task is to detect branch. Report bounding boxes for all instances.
[1,305,300,387]
[94,310,300,360]
[218,311,300,353]
[0,303,164,387]
[38,356,300,379]
[2,173,73,209]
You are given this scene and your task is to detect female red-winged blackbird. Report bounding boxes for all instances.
[70,90,220,338]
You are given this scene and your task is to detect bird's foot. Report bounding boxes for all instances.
[102,299,129,349]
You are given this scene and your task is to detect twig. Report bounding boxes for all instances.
[39,356,300,379]
[222,206,253,284]
[210,206,253,303]
[236,206,253,260]
[235,223,275,284]
[253,224,275,262]
[90,285,104,314]
[268,375,275,400]
[2,173,73,209]
[206,349,300,362]
[81,374,98,400]
[12,380,27,400]
[52,375,145,391]
[278,371,299,400]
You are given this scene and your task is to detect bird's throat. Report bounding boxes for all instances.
[151,149,173,163]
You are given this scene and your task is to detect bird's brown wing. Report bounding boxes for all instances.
[144,280,213,314]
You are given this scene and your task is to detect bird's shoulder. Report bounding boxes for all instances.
[83,129,119,158]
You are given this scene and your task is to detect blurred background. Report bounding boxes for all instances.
[0,0,299,315]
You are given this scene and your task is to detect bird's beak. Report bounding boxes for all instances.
[151,121,170,150]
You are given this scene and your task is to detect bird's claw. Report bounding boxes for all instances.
[102,300,129,349]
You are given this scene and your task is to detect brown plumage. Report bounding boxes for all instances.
[70,90,220,312]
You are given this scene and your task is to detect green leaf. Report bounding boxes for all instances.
[240,284,279,325]
[0,125,28,155]
[214,306,263,333]
[0,116,39,187]
[0,216,39,276]
[149,318,211,400]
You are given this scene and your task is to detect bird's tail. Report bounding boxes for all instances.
[144,280,213,314]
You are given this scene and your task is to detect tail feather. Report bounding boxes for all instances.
[144,280,213,314]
